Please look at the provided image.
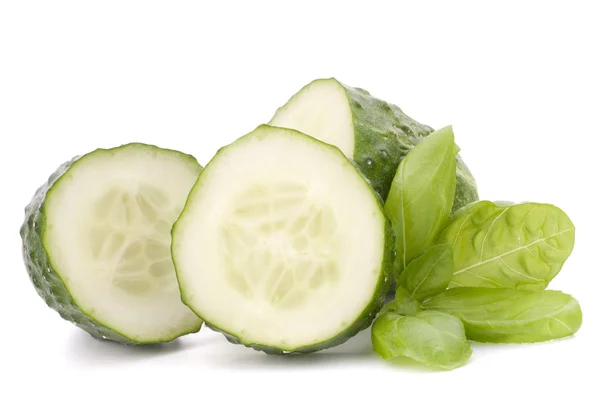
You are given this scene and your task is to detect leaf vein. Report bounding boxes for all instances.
[410,249,447,297]
[499,257,544,282]
[454,229,573,275]
[551,317,574,334]
[479,208,509,262]
[452,209,479,248]
[518,205,537,246]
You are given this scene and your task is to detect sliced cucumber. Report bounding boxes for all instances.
[269,78,479,212]
[172,125,393,353]
[20,144,203,344]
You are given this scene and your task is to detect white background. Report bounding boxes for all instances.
[1,1,598,399]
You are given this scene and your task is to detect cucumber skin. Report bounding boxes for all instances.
[341,81,478,212]
[176,126,394,354]
[20,145,203,345]
[19,156,136,344]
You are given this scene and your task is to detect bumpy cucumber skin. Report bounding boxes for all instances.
[344,85,428,199]
[175,125,393,354]
[20,144,203,345]
[340,81,478,212]
[454,159,479,213]
[270,78,479,212]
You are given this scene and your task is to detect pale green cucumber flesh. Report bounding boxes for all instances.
[269,77,479,212]
[172,125,393,353]
[21,143,203,344]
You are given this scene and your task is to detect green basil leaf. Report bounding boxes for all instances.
[435,200,575,289]
[384,125,457,279]
[398,244,454,300]
[380,287,422,316]
[371,310,472,370]
[422,287,582,343]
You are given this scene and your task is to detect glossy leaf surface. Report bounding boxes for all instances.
[372,310,472,370]
[398,244,454,300]
[380,287,422,316]
[436,201,575,289]
[384,126,457,278]
[422,287,582,343]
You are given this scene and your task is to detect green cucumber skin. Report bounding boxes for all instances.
[20,156,136,344]
[341,81,478,212]
[454,159,479,213]
[20,144,203,345]
[177,126,394,354]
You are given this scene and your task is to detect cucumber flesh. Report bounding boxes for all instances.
[172,125,392,353]
[269,78,479,212]
[21,144,203,344]
[270,80,356,157]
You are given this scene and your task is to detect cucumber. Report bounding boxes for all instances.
[269,78,479,212]
[20,143,203,344]
[172,125,393,353]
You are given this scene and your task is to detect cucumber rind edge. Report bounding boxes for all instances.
[172,125,393,354]
[20,143,204,345]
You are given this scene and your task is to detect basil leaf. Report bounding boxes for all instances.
[422,287,582,343]
[371,310,472,370]
[384,125,457,279]
[398,244,454,300]
[435,200,575,289]
[380,287,422,316]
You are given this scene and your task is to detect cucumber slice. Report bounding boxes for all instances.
[269,78,479,212]
[172,125,393,353]
[20,144,203,344]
